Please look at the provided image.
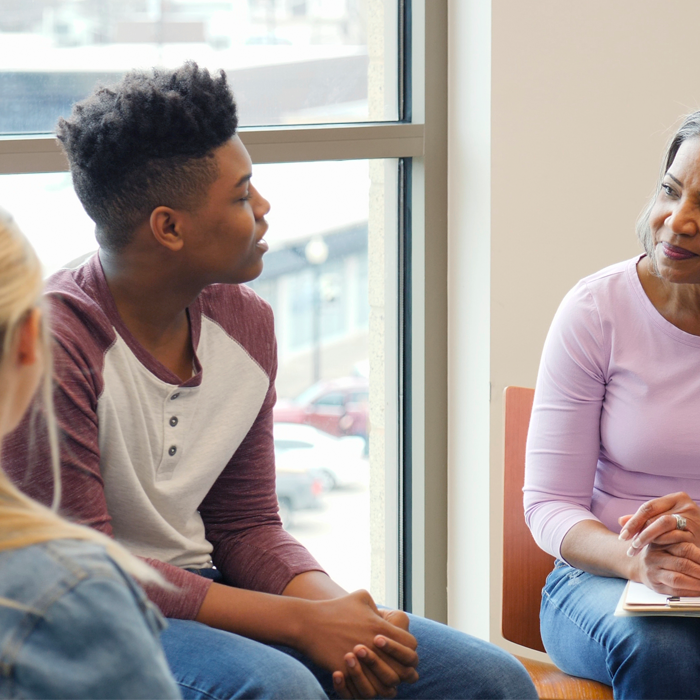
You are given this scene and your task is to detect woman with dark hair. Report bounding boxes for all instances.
[525,111,700,699]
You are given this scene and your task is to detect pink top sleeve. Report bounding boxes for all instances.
[523,278,609,559]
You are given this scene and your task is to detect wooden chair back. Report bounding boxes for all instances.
[502,386,613,698]
[502,386,555,653]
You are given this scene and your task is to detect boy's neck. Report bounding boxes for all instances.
[99,248,200,383]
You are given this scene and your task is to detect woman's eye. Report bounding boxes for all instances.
[662,183,677,197]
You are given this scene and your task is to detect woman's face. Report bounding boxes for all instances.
[0,309,44,438]
[649,137,700,285]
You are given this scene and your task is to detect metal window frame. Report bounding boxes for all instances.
[0,124,424,173]
[0,0,449,623]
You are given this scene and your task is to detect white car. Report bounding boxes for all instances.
[273,422,369,491]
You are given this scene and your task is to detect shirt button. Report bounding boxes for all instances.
[171,393,180,400]
[169,416,178,427]
[168,446,177,456]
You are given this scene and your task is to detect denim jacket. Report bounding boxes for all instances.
[0,538,180,699]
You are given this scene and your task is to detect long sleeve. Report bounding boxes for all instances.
[523,279,609,559]
[198,306,325,594]
[5,261,326,619]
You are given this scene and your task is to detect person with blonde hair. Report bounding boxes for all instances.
[0,206,180,699]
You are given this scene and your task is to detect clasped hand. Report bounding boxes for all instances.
[619,491,700,596]
[302,590,419,699]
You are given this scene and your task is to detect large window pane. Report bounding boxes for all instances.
[0,0,398,134]
[0,172,96,273]
[251,161,373,592]
[0,156,399,604]
[248,159,398,599]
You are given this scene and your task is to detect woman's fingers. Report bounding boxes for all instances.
[626,513,693,555]
[640,543,700,596]
[618,514,632,528]
[619,492,696,541]
[618,495,677,540]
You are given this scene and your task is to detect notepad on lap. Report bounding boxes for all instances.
[615,581,700,617]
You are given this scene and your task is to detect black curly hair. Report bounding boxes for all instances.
[57,62,238,251]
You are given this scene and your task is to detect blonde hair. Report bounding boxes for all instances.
[0,207,163,585]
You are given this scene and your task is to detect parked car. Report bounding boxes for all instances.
[274,422,368,491]
[273,376,369,444]
[275,458,323,529]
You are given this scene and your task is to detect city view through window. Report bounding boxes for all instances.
[0,0,397,133]
[1,0,400,601]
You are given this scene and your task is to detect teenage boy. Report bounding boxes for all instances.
[5,63,536,700]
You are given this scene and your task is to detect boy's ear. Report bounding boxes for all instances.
[17,308,41,367]
[149,206,185,252]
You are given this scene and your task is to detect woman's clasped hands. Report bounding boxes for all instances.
[619,491,700,596]
[302,590,419,699]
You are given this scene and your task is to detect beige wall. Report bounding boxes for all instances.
[448,0,700,656]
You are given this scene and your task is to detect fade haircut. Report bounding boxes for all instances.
[56,62,238,252]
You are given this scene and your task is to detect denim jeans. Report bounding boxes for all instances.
[161,609,537,699]
[541,560,700,699]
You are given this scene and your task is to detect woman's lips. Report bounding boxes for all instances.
[256,238,269,252]
[661,242,697,260]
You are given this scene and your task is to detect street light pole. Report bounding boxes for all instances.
[312,264,322,383]
[304,235,329,386]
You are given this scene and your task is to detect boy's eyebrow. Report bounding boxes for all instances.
[235,174,253,188]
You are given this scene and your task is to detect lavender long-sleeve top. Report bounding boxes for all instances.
[524,255,700,560]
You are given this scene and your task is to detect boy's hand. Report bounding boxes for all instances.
[300,590,419,699]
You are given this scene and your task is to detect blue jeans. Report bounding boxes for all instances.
[541,560,700,699]
[160,611,537,699]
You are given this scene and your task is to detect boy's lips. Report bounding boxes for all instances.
[255,221,269,251]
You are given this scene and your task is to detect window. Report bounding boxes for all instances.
[0,0,397,134]
[0,0,448,619]
[314,393,345,407]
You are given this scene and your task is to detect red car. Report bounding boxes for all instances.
[273,377,369,442]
